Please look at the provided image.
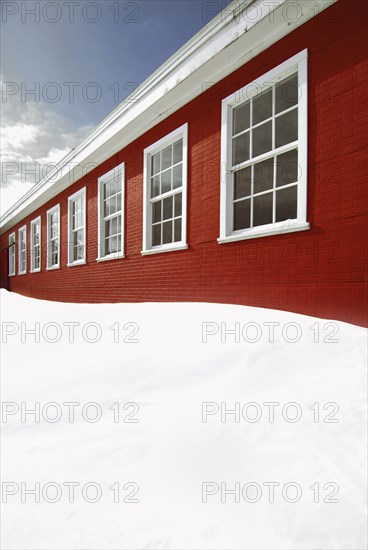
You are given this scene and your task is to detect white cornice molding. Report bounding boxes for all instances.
[0,0,338,234]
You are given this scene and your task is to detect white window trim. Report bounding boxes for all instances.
[97,162,125,262]
[46,204,60,270]
[67,187,86,267]
[30,216,41,273]
[219,49,309,244]
[8,232,16,277]
[18,225,27,275]
[142,123,188,255]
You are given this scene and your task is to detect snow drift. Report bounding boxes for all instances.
[1,289,367,549]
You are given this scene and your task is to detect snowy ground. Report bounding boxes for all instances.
[0,289,367,550]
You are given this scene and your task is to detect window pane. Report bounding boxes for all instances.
[162,221,172,244]
[104,181,110,199]
[161,169,171,194]
[173,140,183,164]
[117,192,122,212]
[252,120,272,157]
[111,217,118,235]
[162,145,172,171]
[174,193,182,217]
[253,192,273,227]
[276,186,297,222]
[233,102,250,135]
[275,73,298,114]
[105,218,116,238]
[78,210,83,228]
[110,178,117,196]
[173,165,182,189]
[276,108,298,148]
[234,199,250,231]
[163,196,173,220]
[276,149,299,187]
[109,195,118,215]
[50,240,59,266]
[107,236,121,254]
[253,158,274,194]
[113,235,121,252]
[152,201,161,223]
[234,166,251,199]
[233,132,250,165]
[152,153,160,176]
[152,224,161,246]
[151,176,160,198]
[104,198,110,217]
[74,229,84,246]
[104,238,109,256]
[174,218,182,242]
[253,88,272,125]
[115,236,122,253]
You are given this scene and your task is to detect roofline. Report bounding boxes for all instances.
[0,0,338,234]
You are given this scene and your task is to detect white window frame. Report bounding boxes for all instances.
[30,216,41,273]
[46,204,60,270]
[142,123,188,255]
[219,49,309,244]
[18,225,27,275]
[67,187,86,267]
[97,162,125,262]
[8,232,16,277]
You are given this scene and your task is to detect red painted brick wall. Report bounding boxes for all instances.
[1,0,367,326]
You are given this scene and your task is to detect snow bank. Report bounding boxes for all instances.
[1,290,367,549]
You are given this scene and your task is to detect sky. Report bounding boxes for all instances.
[0,0,233,215]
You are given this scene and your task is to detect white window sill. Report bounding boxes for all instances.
[96,253,124,263]
[8,273,16,277]
[218,221,310,244]
[141,243,188,256]
[67,260,86,267]
[18,271,27,276]
[46,265,60,271]
[30,269,41,274]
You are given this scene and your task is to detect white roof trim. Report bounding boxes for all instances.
[0,0,338,234]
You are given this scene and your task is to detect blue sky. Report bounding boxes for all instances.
[1,0,233,213]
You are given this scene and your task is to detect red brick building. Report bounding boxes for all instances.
[1,0,367,326]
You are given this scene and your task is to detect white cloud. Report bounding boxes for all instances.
[0,79,92,216]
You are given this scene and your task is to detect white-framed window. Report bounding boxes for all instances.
[68,188,86,266]
[97,163,124,261]
[219,49,309,243]
[18,225,27,275]
[30,216,41,273]
[46,204,60,270]
[142,123,188,255]
[8,232,16,276]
